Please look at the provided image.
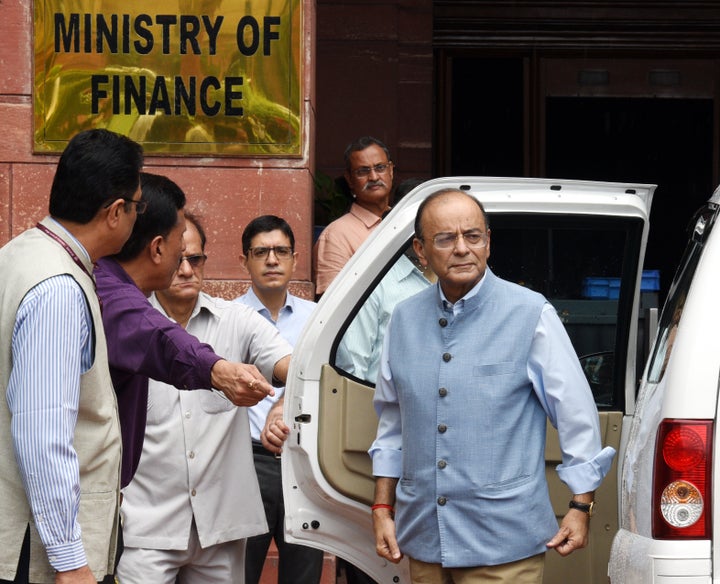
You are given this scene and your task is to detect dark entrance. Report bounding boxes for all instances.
[442,56,717,303]
[546,96,714,300]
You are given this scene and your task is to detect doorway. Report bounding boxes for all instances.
[546,96,714,299]
[443,56,718,302]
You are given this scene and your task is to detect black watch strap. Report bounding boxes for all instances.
[569,500,595,517]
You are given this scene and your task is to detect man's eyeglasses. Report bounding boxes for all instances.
[105,197,147,214]
[247,246,294,260]
[179,254,207,268]
[426,230,488,250]
[351,163,392,178]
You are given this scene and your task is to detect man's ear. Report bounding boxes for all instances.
[149,235,164,264]
[239,253,249,274]
[104,199,125,228]
[412,237,428,267]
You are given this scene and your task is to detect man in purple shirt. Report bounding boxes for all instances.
[95,172,275,487]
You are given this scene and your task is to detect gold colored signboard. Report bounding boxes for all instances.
[34,0,302,155]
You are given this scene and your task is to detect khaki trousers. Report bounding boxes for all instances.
[408,553,545,584]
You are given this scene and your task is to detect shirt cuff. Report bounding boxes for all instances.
[556,446,616,494]
[371,449,402,478]
[45,539,87,573]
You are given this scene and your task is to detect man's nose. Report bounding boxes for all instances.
[368,166,381,179]
[453,233,470,254]
[177,257,194,276]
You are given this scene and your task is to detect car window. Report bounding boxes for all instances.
[334,246,432,384]
[646,206,718,383]
[331,213,645,410]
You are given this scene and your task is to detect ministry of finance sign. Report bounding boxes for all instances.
[34,0,302,156]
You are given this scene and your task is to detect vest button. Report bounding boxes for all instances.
[438,424,447,433]
[439,387,448,397]
[442,353,452,362]
[437,496,447,506]
[438,459,447,469]
[439,318,448,327]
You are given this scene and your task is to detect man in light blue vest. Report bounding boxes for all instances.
[369,188,615,583]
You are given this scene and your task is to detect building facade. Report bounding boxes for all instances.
[4,1,720,298]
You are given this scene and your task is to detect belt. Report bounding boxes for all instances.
[252,440,280,458]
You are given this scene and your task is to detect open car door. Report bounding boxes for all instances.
[283,177,654,583]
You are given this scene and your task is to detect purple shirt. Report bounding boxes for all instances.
[95,258,221,487]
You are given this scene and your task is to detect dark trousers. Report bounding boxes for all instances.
[245,442,324,584]
[0,525,120,584]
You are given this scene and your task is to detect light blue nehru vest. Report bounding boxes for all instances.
[387,269,558,567]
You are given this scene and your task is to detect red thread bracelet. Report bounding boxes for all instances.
[371,503,394,512]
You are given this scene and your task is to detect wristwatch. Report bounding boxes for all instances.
[569,499,595,517]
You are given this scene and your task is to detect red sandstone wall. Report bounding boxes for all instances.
[314,0,433,186]
[0,1,316,300]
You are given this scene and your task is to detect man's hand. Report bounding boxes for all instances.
[210,360,274,406]
[373,508,402,563]
[372,477,402,563]
[546,509,590,556]
[55,565,96,583]
[261,398,289,454]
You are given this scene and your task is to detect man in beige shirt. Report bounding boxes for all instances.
[313,136,394,296]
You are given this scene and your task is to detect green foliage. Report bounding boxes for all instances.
[313,170,350,226]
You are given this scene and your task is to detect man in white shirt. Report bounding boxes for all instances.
[235,215,324,584]
[117,213,292,584]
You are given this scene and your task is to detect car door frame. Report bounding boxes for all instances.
[282,177,655,583]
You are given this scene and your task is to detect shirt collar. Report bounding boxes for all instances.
[243,286,295,318]
[349,202,385,229]
[438,269,488,311]
[149,290,219,324]
[95,256,137,286]
[46,216,92,263]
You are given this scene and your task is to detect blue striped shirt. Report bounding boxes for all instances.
[7,226,93,572]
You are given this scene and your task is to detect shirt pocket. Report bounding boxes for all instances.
[199,390,235,414]
[473,361,517,377]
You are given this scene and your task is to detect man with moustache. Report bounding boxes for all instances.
[313,137,394,296]
[370,188,615,584]
[117,213,292,584]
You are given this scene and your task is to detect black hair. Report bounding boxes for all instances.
[242,215,295,254]
[414,188,490,240]
[49,129,144,224]
[343,136,391,170]
[393,177,425,204]
[184,211,207,251]
[113,172,186,261]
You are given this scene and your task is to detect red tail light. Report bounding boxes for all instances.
[652,419,713,539]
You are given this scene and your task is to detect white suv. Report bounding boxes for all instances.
[283,177,659,583]
[608,188,720,583]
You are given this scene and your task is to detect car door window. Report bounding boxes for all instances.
[646,206,717,383]
[331,213,645,410]
[334,248,432,384]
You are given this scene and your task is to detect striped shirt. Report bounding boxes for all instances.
[7,225,93,572]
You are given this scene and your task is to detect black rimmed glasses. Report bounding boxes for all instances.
[105,197,148,215]
[351,162,392,178]
[179,254,207,268]
[247,246,294,260]
[427,230,488,250]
